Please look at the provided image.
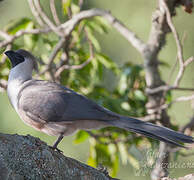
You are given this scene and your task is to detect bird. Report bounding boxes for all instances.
[4,49,194,150]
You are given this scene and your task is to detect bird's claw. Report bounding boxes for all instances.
[97,164,109,176]
[49,146,63,153]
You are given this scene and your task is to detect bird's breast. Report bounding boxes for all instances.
[7,79,24,112]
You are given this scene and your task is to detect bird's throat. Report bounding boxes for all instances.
[7,63,32,112]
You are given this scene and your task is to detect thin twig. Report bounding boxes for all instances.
[0,30,11,39]
[168,31,187,84]
[184,56,194,67]
[162,0,185,87]
[54,28,95,78]
[27,0,45,26]
[0,28,50,48]
[146,85,194,94]
[33,0,63,36]
[55,56,93,78]
[79,0,84,10]
[157,94,194,112]
[174,94,194,102]
[50,0,60,25]
[40,38,66,75]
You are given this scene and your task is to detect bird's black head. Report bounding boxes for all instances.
[5,50,25,68]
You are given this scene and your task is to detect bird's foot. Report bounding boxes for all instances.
[49,145,63,153]
[97,164,120,180]
[97,164,109,176]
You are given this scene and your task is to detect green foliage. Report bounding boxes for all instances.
[63,0,72,14]
[73,130,89,144]
[5,18,32,34]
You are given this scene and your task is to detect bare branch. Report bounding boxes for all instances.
[78,0,84,10]
[184,56,194,67]
[163,1,184,66]
[33,0,63,36]
[0,28,50,48]
[162,0,185,87]
[40,38,66,76]
[174,94,194,102]
[157,94,194,112]
[47,38,66,68]
[59,8,146,54]
[168,32,187,84]
[146,85,194,94]
[55,56,93,78]
[0,30,11,39]
[27,0,45,26]
[50,0,60,25]
[55,28,95,78]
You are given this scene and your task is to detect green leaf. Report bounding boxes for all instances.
[118,72,128,94]
[5,18,31,34]
[96,53,120,74]
[94,16,111,33]
[85,26,101,51]
[86,21,106,34]
[96,143,112,167]
[71,3,80,14]
[74,130,89,144]
[134,90,146,101]
[24,22,36,49]
[63,0,72,14]
[128,153,140,169]
[111,153,119,177]
[87,138,97,167]
[165,91,172,104]
[118,142,128,165]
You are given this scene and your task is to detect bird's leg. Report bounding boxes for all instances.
[51,133,64,153]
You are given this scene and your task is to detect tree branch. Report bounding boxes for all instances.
[50,0,61,25]
[54,27,95,78]
[27,0,45,27]
[162,0,186,87]
[33,0,63,36]
[174,94,194,102]
[0,133,117,180]
[0,28,50,48]
[40,37,66,80]
[59,8,146,54]
[146,85,194,94]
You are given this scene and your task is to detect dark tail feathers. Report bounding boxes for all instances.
[108,116,194,147]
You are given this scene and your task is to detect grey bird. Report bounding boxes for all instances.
[5,49,194,150]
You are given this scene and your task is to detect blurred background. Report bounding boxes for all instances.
[0,0,194,179]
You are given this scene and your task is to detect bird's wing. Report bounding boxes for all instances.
[18,80,119,123]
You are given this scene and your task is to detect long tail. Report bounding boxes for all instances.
[107,116,194,147]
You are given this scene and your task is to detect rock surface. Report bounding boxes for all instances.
[0,133,115,180]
